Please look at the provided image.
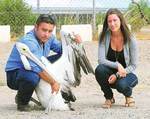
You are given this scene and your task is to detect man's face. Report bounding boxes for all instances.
[35,22,55,43]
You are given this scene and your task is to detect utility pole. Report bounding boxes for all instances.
[93,0,96,40]
[37,0,40,14]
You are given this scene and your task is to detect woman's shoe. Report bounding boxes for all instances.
[102,99,112,108]
[111,97,115,104]
[125,97,135,107]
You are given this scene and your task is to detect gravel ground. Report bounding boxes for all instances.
[0,40,150,119]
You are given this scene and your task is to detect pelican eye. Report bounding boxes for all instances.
[23,48,26,51]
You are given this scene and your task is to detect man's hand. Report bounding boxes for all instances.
[72,32,82,43]
[38,70,60,94]
[51,81,60,94]
[108,74,117,84]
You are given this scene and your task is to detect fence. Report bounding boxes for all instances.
[0,0,149,40]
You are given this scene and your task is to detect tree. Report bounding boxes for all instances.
[0,0,37,37]
[125,0,150,32]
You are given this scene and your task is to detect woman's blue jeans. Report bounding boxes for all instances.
[95,64,138,99]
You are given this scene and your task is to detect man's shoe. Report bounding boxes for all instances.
[17,104,32,112]
[15,94,18,104]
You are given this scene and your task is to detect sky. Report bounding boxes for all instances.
[24,0,132,9]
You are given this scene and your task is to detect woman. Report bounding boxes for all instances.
[95,8,138,108]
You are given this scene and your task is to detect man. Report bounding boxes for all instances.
[5,14,81,111]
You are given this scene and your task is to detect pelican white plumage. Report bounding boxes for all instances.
[16,31,76,111]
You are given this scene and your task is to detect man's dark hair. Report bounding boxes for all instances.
[36,14,56,25]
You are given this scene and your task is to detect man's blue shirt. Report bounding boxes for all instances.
[5,30,62,73]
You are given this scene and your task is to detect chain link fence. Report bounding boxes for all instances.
[0,0,149,40]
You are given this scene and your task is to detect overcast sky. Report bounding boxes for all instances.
[24,0,132,8]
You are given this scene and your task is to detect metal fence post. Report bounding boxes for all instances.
[37,0,40,14]
[93,0,96,40]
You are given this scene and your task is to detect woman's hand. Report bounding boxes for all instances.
[108,74,117,84]
[117,63,127,77]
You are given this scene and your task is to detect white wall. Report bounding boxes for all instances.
[24,25,34,34]
[61,24,92,42]
[0,25,10,42]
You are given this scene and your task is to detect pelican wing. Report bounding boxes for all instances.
[71,43,94,75]
[62,33,94,86]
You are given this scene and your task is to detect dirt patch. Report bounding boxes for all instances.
[0,40,150,119]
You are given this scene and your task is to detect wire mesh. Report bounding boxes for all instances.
[0,0,149,39]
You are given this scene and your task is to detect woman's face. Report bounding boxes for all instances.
[107,14,121,32]
[35,22,55,43]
